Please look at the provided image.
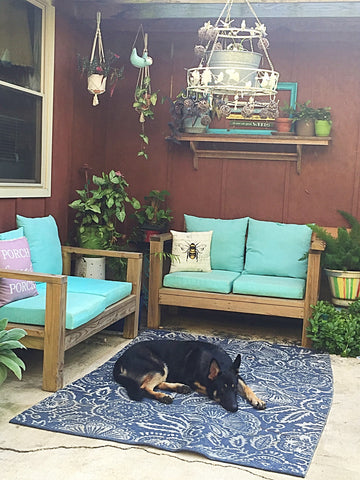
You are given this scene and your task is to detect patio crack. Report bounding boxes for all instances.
[0,445,273,479]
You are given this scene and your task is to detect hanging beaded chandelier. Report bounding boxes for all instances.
[186,0,279,118]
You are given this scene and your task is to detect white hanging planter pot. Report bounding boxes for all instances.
[87,74,107,106]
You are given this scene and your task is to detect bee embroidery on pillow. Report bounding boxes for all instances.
[180,241,206,262]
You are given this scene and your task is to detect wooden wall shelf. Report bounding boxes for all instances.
[178,133,331,174]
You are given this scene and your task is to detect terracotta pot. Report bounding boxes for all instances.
[295,119,315,136]
[275,117,293,133]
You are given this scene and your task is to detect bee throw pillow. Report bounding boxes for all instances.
[169,230,213,273]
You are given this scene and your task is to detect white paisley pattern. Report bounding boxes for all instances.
[10,330,333,477]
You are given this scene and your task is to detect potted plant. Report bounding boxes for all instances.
[314,107,332,137]
[292,101,317,136]
[274,102,294,134]
[0,318,26,386]
[77,50,124,105]
[169,92,212,135]
[69,169,140,250]
[133,189,173,242]
[307,210,360,306]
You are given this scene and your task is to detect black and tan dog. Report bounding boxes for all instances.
[113,340,266,412]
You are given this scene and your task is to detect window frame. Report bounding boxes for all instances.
[0,0,55,198]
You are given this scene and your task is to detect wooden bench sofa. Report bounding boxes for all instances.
[147,216,325,348]
[0,215,142,392]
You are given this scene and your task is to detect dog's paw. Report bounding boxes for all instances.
[252,398,266,410]
[159,395,173,404]
[177,385,192,394]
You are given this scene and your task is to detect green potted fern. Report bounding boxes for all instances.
[307,210,360,306]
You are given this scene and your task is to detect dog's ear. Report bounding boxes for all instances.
[233,354,241,373]
[208,359,221,380]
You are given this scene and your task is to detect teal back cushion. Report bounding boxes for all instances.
[244,218,312,279]
[184,214,248,272]
[16,215,63,275]
[0,227,24,240]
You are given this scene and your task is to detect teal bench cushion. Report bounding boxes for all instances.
[0,278,132,330]
[184,214,248,273]
[244,218,312,279]
[163,270,240,294]
[233,273,306,299]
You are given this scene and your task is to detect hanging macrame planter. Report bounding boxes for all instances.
[131,26,157,159]
[88,12,107,106]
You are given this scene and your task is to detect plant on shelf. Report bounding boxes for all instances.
[307,300,360,357]
[314,107,332,136]
[133,189,173,242]
[69,169,140,250]
[0,318,26,386]
[291,101,317,136]
[274,101,294,133]
[167,91,212,139]
[307,210,360,306]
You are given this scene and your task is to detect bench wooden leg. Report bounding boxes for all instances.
[42,282,66,391]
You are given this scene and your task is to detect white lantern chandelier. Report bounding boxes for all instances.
[186,0,279,118]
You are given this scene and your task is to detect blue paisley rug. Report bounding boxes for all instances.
[10,330,333,477]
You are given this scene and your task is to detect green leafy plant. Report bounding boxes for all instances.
[0,318,26,385]
[307,300,360,356]
[69,170,140,249]
[307,210,360,270]
[291,100,317,122]
[133,76,158,159]
[133,76,158,120]
[77,50,124,96]
[314,107,331,121]
[134,189,173,228]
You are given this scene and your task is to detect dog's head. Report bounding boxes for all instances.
[207,355,241,412]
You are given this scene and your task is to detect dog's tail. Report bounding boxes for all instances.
[113,370,145,401]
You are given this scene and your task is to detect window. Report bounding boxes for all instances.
[0,0,54,198]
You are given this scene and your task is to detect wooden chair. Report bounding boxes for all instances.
[1,246,142,392]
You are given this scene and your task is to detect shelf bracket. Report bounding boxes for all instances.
[189,141,199,170]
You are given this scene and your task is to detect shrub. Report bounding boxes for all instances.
[307,300,360,357]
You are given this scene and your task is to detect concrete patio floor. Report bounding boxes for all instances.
[1,309,359,480]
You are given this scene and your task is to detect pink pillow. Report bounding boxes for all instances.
[0,237,38,307]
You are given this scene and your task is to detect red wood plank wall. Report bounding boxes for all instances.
[1,11,359,241]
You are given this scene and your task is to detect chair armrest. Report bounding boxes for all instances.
[61,246,142,276]
[0,268,67,285]
[61,245,143,299]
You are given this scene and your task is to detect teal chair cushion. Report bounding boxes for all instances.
[163,270,240,294]
[0,227,24,240]
[16,215,63,275]
[233,273,306,299]
[66,276,132,307]
[244,218,312,279]
[0,278,132,330]
[184,214,249,272]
